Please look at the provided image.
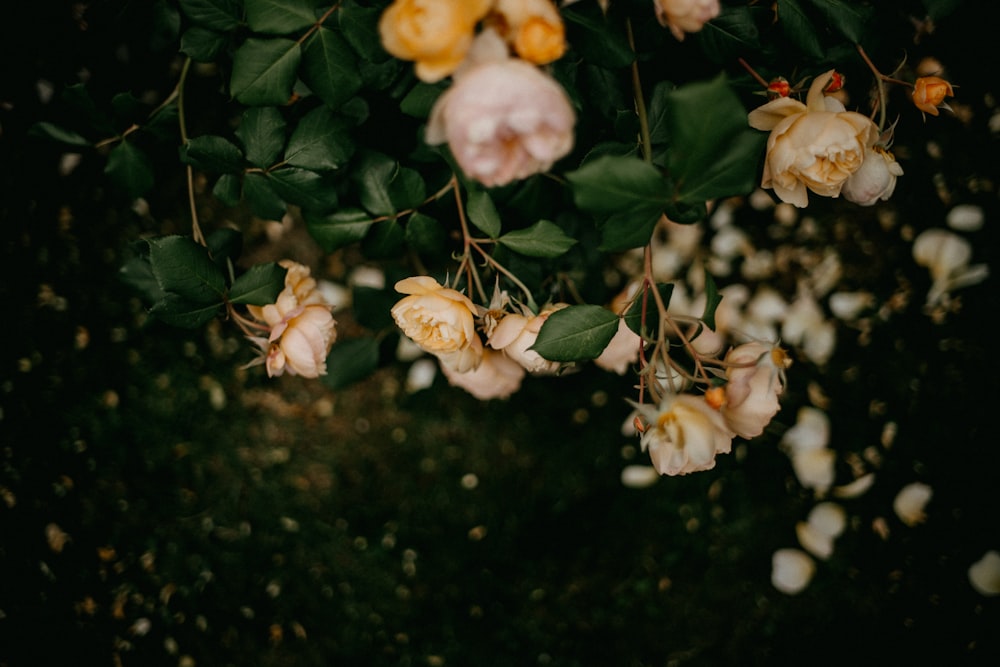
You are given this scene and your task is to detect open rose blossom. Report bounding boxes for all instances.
[487,303,567,374]
[379,0,493,83]
[391,276,484,373]
[841,145,904,206]
[246,260,337,378]
[425,28,575,187]
[721,341,791,439]
[440,347,525,400]
[653,0,720,41]
[911,76,954,117]
[492,0,567,65]
[631,394,735,476]
[748,70,879,208]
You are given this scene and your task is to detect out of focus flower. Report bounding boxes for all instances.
[439,347,525,399]
[722,341,791,439]
[653,0,720,41]
[631,393,735,476]
[892,482,933,526]
[492,0,566,64]
[796,502,846,560]
[782,287,836,366]
[911,76,954,117]
[780,407,836,495]
[912,228,989,307]
[620,465,660,489]
[487,303,567,374]
[968,551,1000,596]
[425,29,575,187]
[771,548,816,595]
[378,0,492,83]
[246,260,337,378]
[748,70,879,208]
[841,145,904,206]
[391,276,484,373]
[594,318,642,375]
[946,204,984,232]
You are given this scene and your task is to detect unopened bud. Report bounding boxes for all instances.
[911,76,954,116]
[766,77,791,99]
[823,71,846,93]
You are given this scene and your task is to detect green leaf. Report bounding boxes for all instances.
[499,220,577,258]
[235,106,286,168]
[337,3,391,62]
[700,271,722,332]
[180,135,245,173]
[119,246,165,304]
[27,122,91,148]
[802,0,874,43]
[243,172,288,220]
[351,285,398,330]
[623,283,674,339]
[178,0,241,31]
[267,167,339,211]
[245,0,318,34]
[562,6,634,68]
[229,262,288,305]
[230,37,301,106]
[105,141,155,199]
[697,6,761,65]
[400,82,446,119]
[466,190,502,238]
[565,155,670,214]
[180,25,228,62]
[206,227,243,266]
[922,0,962,21]
[596,208,664,253]
[663,74,767,204]
[404,212,447,256]
[322,337,381,390]
[351,152,425,217]
[304,208,374,251]
[213,173,243,207]
[147,235,227,304]
[149,293,224,328]
[361,219,405,258]
[285,106,354,170]
[646,81,675,146]
[531,305,621,362]
[300,27,362,110]
[777,0,824,60]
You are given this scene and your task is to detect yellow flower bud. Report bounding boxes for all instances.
[911,76,954,116]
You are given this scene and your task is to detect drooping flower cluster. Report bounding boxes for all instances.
[245,260,338,379]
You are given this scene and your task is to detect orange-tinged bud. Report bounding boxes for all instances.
[766,77,791,99]
[514,15,566,64]
[911,76,954,116]
[633,415,647,434]
[704,386,726,410]
[823,71,846,93]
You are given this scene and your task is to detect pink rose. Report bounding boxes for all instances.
[654,0,720,41]
[425,29,575,187]
[721,341,790,439]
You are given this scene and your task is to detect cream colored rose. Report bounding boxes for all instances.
[379,0,493,83]
[722,341,790,439]
[391,276,484,373]
[748,70,879,208]
[842,145,904,206]
[632,394,735,476]
[487,303,567,374]
[425,29,575,187]
[440,347,525,400]
[653,0,720,41]
[493,0,567,64]
[594,318,642,375]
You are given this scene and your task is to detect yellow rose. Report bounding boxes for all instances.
[493,0,566,65]
[653,0,720,41]
[911,76,954,117]
[391,276,484,372]
[748,70,879,208]
[379,0,493,83]
[631,394,735,476]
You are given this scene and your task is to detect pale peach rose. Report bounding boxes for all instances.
[425,28,575,187]
[247,261,337,379]
[493,0,567,64]
[439,347,525,399]
[748,70,879,208]
[379,0,493,83]
[721,341,791,439]
[391,276,484,373]
[487,303,567,374]
[911,76,954,117]
[631,393,735,476]
[653,0,720,41]
[594,318,642,375]
[842,145,904,206]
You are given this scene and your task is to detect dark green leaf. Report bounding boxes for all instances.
[646,81,675,146]
[206,227,243,266]
[180,135,245,173]
[149,293,224,328]
[230,37,301,106]
[499,220,577,258]
[337,3,391,62]
[700,270,722,332]
[301,27,362,110]
[922,0,962,20]
[596,208,664,253]
[235,106,286,168]
[178,0,241,31]
[243,171,288,220]
[180,25,228,62]
[267,167,339,211]
[802,0,874,43]
[466,190,502,238]
[285,106,354,170]
[351,152,424,217]
[624,283,675,339]
[304,207,374,251]
[697,6,761,65]
[400,81,446,119]
[563,6,634,68]
[531,305,621,362]
[105,141,155,199]
[147,235,227,303]
[322,337,381,390]
[245,0,318,34]
[565,155,670,214]
[404,212,447,256]
[230,262,288,305]
[27,122,91,148]
[351,285,398,330]
[777,0,824,60]
[361,219,405,258]
[119,248,165,304]
[213,173,243,207]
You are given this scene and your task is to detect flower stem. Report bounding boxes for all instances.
[626,18,652,163]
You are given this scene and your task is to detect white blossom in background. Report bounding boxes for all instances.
[946,204,984,231]
[828,291,874,321]
[405,358,438,393]
[912,228,989,307]
[780,407,836,496]
[968,551,1000,596]
[892,482,933,526]
[796,502,847,559]
[620,465,660,489]
[782,286,836,366]
[771,548,816,595]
